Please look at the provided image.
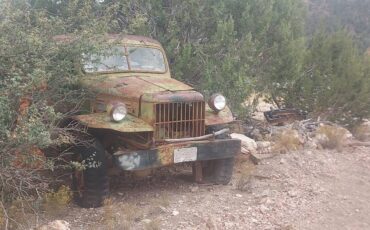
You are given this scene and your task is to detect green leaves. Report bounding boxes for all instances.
[290,30,370,124]
[0,1,110,152]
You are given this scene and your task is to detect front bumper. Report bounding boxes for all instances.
[113,138,241,171]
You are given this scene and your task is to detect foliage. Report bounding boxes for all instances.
[242,0,306,106]
[0,1,111,228]
[42,185,73,217]
[273,129,303,153]
[289,30,370,124]
[307,0,370,50]
[353,122,370,142]
[316,125,347,150]
[98,0,306,117]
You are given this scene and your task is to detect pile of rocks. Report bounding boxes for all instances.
[232,118,370,160]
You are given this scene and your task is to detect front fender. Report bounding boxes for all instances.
[205,105,234,126]
[74,113,153,132]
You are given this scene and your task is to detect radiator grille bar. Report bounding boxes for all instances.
[154,101,205,140]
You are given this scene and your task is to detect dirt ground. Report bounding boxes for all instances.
[40,146,370,230]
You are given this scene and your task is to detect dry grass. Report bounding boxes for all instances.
[102,194,168,230]
[102,199,117,230]
[273,129,302,153]
[0,186,72,229]
[353,124,370,141]
[102,200,144,230]
[124,203,143,223]
[317,125,347,150]
[153,194,170,208]
[4,199,34,229]
[144,219,161,230]
[42,185,72,217]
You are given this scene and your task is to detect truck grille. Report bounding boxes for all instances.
[154,101,205,140]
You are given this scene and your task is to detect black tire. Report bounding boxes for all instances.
[71,140,109,208]
[198,125,235,184]
[201,157,235,185]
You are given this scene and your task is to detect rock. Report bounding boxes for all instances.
[250,152,276,165]
[231,133,257,154]
[312,133,329,147]
[256,141,272,153]
[159,206,168,213]
[190,186,199,192]
[224,222,235,229]
[38,220,70,230]
[172,210,179,216]
[235,194,243,198]
[288,190,298,197]
[251,218,258,223]
[141,219,152,224]
[259,204,269,213]
[251,129,263,141]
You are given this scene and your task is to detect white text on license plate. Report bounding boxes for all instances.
[174,147,197,163]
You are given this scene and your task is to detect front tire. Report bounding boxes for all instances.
[201,157,235,185]
[198,125,235,185]
[71,140,109,208]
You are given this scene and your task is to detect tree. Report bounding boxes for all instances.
[0,1,113,228]
[307,0,370,50]
[290,30,370,124]
[103,0,306,116]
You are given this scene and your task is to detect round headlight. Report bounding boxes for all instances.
[208,94,226,112]
[109,103,127,122]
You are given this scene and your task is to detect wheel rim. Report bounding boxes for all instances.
[72,153,85,198]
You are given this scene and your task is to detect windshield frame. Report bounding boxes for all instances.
[82,44,168,74]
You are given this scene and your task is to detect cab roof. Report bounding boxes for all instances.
[53,34,162,47]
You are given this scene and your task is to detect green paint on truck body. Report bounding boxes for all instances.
[70,35,239,170]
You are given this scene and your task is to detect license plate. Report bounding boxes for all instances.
[174,147,197,163]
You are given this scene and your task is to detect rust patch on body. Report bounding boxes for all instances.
[141,90,202,103]
[74,113,153,132]
[205,105,234,126]
[81,76,192,101]
[157,145,174,166]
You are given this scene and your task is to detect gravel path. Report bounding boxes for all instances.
[41,146,370,230]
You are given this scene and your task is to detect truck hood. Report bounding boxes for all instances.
[81,75,193,99]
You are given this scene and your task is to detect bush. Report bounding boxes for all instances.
[353,122,370,141]
[273,129,303,153]
[288,31,370,125]
[0,1,112,228]
[316,125,347,150]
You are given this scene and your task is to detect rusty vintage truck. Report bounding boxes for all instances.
[68,35,241,208]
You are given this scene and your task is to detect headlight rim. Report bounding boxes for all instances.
[208,93,227,112]
[108,102,127,122]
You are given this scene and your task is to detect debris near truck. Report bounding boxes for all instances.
[244,117,361,155]
[64,35,241,208]
[264,108,307,125]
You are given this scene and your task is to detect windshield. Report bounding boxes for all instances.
[83,46,166,73]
